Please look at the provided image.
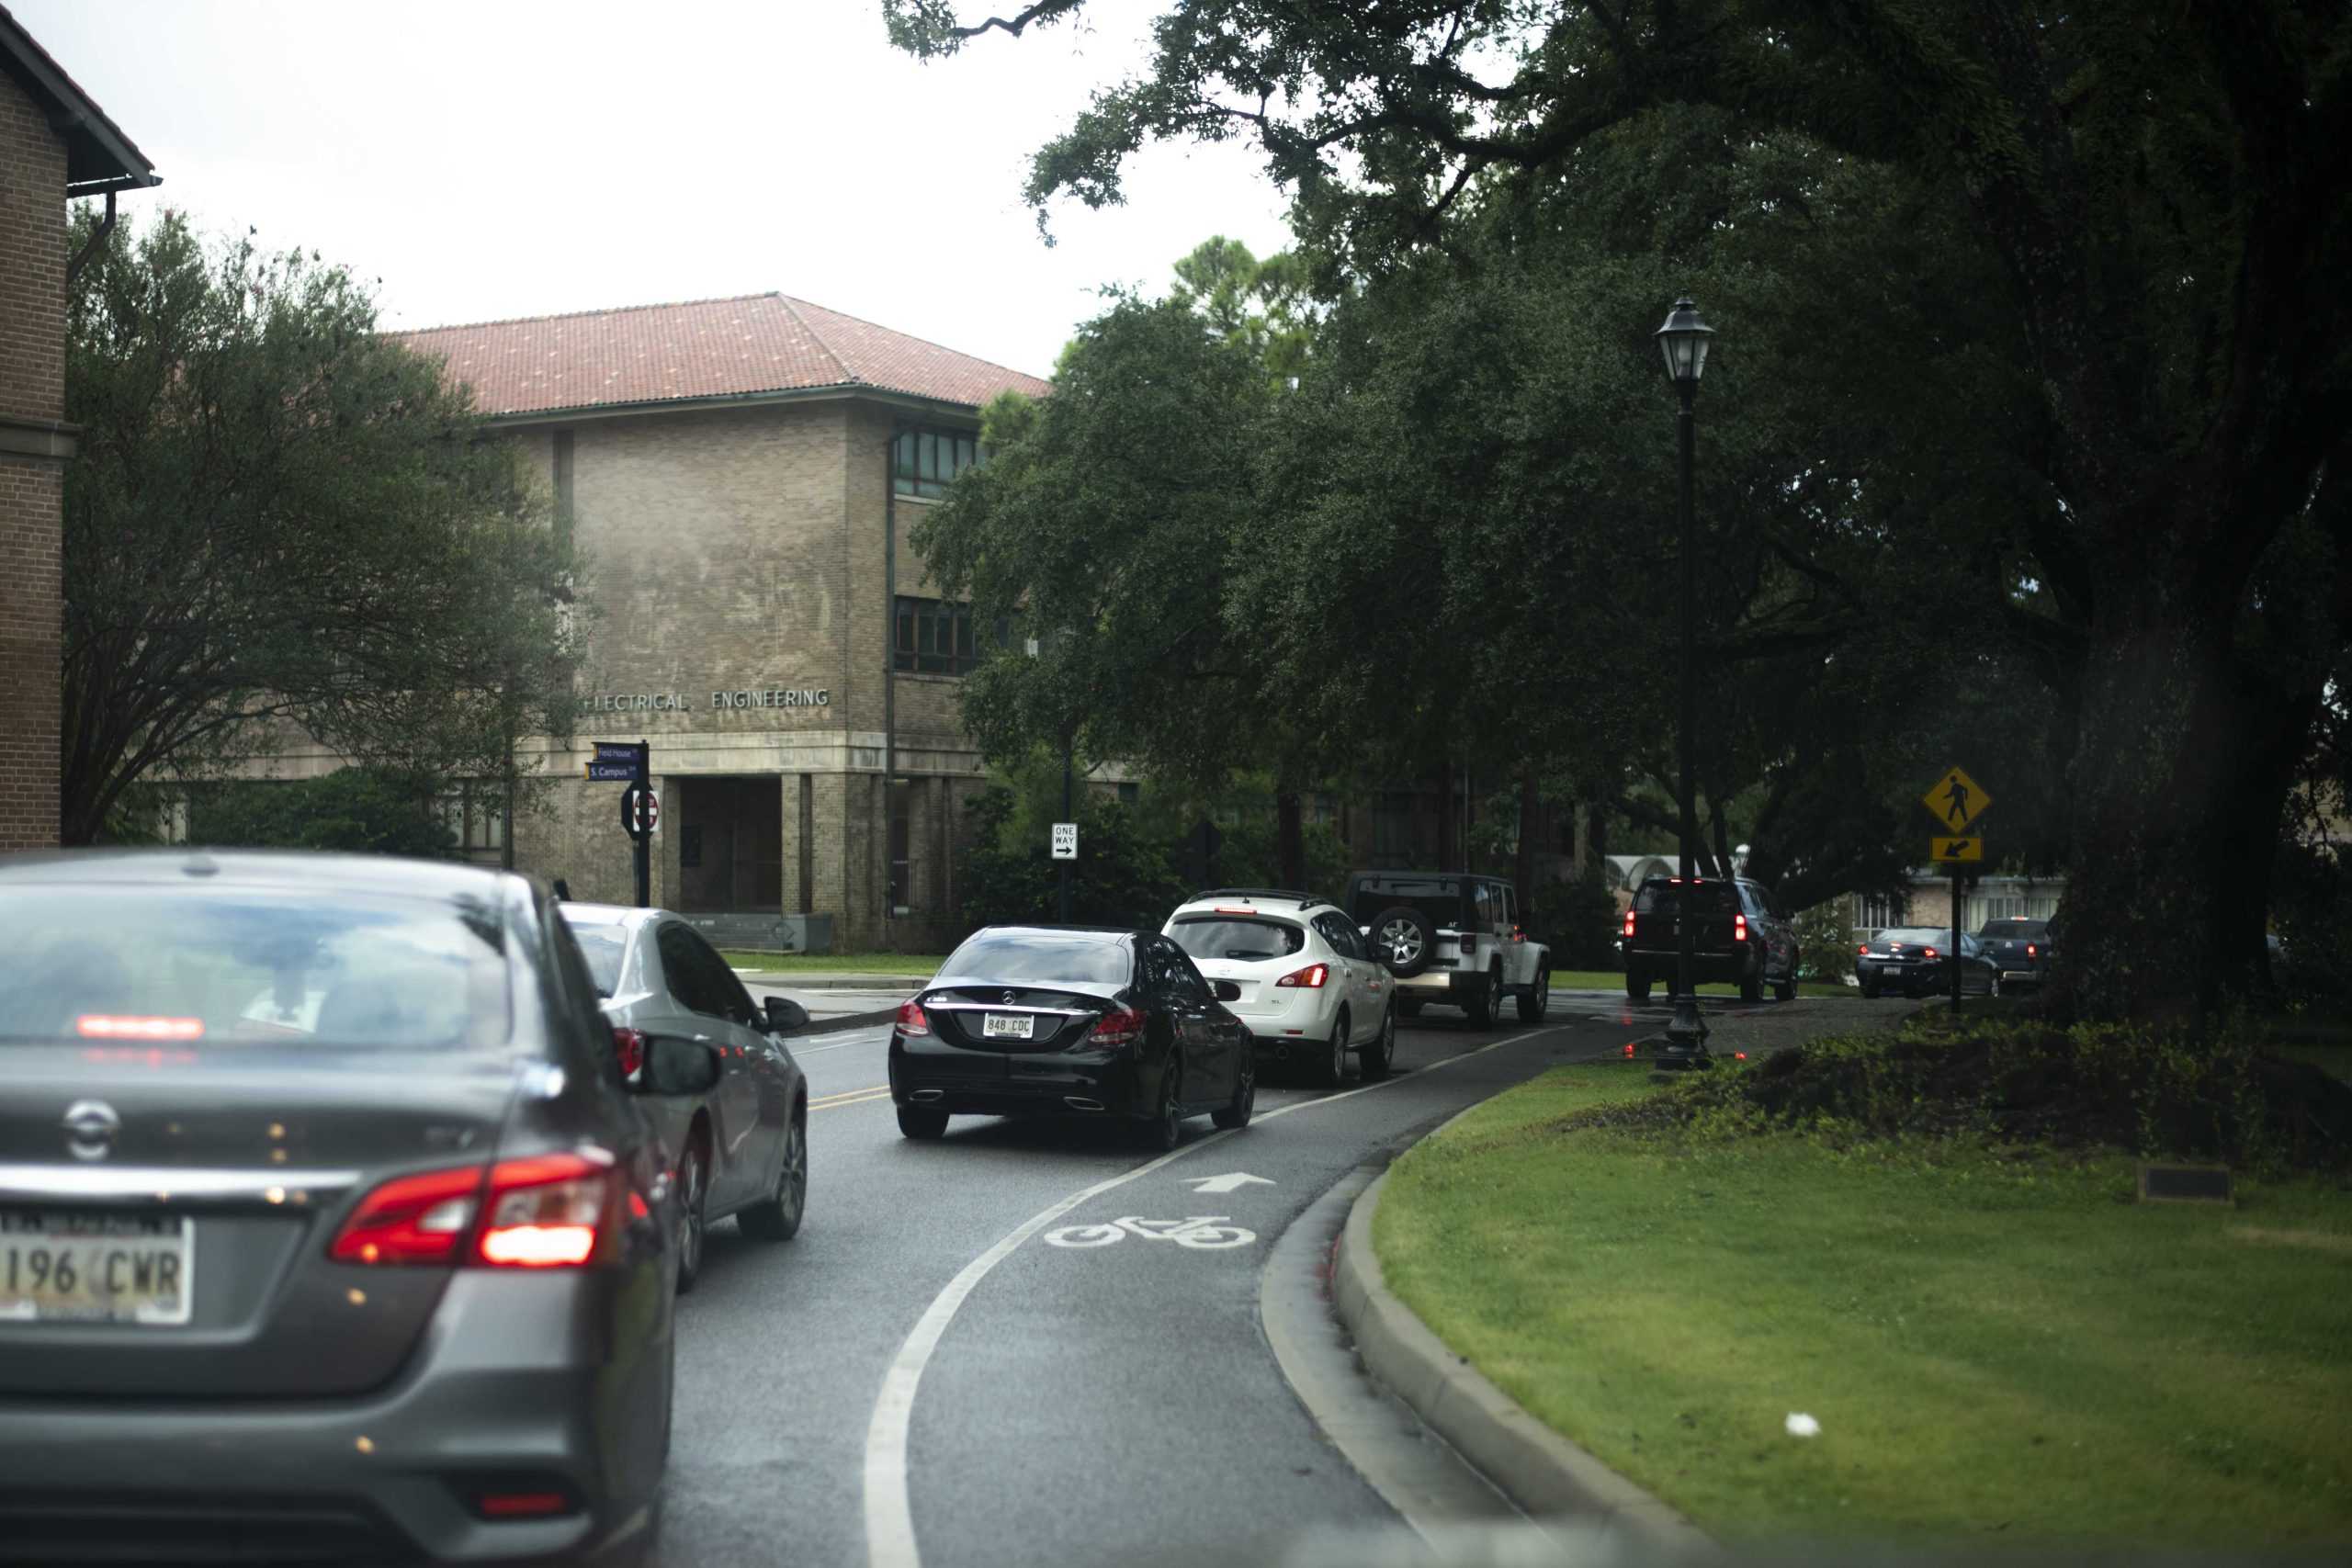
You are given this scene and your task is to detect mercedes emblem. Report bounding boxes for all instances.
[62,1099,121,1162]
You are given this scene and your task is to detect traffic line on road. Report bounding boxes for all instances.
[810,1087,893,1111]
[860,1021,1570,1568]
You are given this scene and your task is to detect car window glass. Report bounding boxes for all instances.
[1160,940,1207,1003]
[545,908,622,1082]
[1170,916,1305,961]
[560,914,628,996]
[685,928,754,1024]
[1173,949,1216,1002]
[939,931,1134,987]
[657,923,721,1016]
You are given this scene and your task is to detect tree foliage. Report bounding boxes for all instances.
[183,767,459,860]
[62,211,583,844]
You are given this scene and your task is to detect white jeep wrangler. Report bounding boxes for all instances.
[1347,871,1552,1028]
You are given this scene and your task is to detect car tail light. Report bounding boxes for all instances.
[1734,913,1748,942]
[1623,910,1636,939]
[1857,943,1869,955]
[1276,964,1329,989]
[332,1153,617,1269]
[1924,947,1939,960]
[611,1026,645,1080]
[475,1153,613,1269]
[2026,943,2037,958]
[1085,1007,1146,1048]
[329,1166,481,1265]
[474,1492,576,1520]
[895,998,931,1037]
[1623,1042,1636,1057]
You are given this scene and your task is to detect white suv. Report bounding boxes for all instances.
[1163,889,1396,1086]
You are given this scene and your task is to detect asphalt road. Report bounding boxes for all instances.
[648,992,1784,1568]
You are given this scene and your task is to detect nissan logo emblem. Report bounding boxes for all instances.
[62,1100,121,1162]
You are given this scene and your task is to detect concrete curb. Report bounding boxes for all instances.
[1332,1161,1716,1558]
[732,973,925,993]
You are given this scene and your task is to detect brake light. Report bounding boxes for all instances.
[1734,913,1748,942]
[1086,1007,1146,1048]
[1624,1042,1636,1057]
[1857,943,1869,955]
[1275,963,1329,988]
[895,998,931,1037]
[2026,943,2037,958]
[331,1153,616,1269]
[611,1026,645,1080]
[1623,910,1636,939]
[475,1152,612,1269]
[76,1015,205,1041]
[329,1166,483,1265]
[1923,947,1939,960]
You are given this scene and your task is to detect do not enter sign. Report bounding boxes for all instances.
[621,784,660,840]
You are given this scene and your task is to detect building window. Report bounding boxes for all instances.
[893,596,1006,675]
[1855,891,1906,931]
[436,784,507,855]
[893,427,980,498]
[1117,783,1140,807]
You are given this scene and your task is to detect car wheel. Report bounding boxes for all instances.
[1739,953,1765,1003]
[1989,967,2004,998]
[1139,1060,1183,1150]
[1368,906,1436,978]
[896,1106,948,1141]
[1626,967,1653,1003]
[1773,959,1798,1003]
[738,1106,806,1242]
[1358,1004,1395,1080]
[1211,1052,1255,1130]
[1516,967,1550,1023]
[674,1139,708,1295]
[1861,977,1881,998]
[1464,972,1496,1029]
[1317,1012,1350,1088]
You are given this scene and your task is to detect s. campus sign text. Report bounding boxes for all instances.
[579,688,831,715]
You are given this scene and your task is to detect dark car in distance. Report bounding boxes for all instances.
[1858,927,2002,998]
[1975,918,2052,989]
[888,925,1253,1149]
[1621,876,1801,1003]
[0,851,707,1566]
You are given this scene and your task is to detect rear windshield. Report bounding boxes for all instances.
[1633,881,1741,915]
[0,886,513,1049]
[1878,928,1954,946]
[1980,920,2048,940]
[1169,917,1306,962]
[560,916,629,996]
[938,931,1133,987]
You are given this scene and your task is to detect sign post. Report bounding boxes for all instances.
[1921,767,1992,1016]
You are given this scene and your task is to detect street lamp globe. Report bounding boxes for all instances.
[1655,297,1713,389]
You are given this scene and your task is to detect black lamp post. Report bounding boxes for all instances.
[1656,297,1713,1056]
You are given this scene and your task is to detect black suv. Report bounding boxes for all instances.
[1621,875,1801,1003]
[1346,871,1553,1028]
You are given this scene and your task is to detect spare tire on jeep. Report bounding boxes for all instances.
[1368,906,1436,978]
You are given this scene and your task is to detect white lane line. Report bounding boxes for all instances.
[861,1023,1564,1568]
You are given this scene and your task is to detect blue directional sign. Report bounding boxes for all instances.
[593,741,644,766]
[584,760,638,782]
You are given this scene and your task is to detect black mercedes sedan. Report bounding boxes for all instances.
[0,850,706,1566]
[1857,926,2002,998]
[888,925,1253,1149]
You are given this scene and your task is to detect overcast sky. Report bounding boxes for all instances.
[14,0,1295,378]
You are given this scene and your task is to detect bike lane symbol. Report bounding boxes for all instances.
[1043,1215,1257,1250]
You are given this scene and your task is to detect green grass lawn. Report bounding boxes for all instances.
[1548,968,1854,998]
[1374,1061,2352,1546]
[721,952,944,976]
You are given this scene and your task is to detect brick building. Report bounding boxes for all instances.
[385,293,1050,951]
[0,7,156,851]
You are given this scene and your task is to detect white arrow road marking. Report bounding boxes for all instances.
[1183,1172,1274,1195]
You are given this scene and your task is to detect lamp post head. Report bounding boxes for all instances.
[1655,297,1713,389]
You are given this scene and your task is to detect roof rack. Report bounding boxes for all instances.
[1190,887,1329,908]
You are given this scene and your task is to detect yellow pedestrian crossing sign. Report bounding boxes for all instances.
[1923,766,1990,832]
[1931,836,1984,863]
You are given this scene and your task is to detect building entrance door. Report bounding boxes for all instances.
[675,777,783,912]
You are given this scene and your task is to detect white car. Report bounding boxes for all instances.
[1163,889,1396,1086]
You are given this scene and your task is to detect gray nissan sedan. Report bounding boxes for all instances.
[0,851,705,1565]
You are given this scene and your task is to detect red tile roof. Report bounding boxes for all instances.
[394,293,1050,419]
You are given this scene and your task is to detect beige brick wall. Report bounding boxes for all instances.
[0,72,68,852]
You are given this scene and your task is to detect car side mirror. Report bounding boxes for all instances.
[1212,979,1242,1003]
[634,1035,722,1096]
[762,995,809,1034]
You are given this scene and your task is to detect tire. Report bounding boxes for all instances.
[1861,977,1882,998]
[1464,971,1497,1029]
[1211,1050,1256,1130]
[1358,1004,1395,1080]
[896,1106,948,1141]
[1316,1012,1350,1088]
[1138,1060,1183,1150]
[673,1138,709,1296]
[1626,967,1653,1003]
[1368,907,1436,978]
[1739,953,1765,1003]
[1517,967,1550,1023]
[738,1107,806,1242]
[1773,959,1798,1003]
[1989,968,2004,998]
